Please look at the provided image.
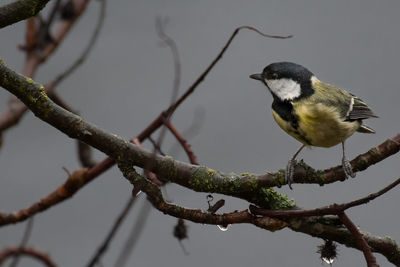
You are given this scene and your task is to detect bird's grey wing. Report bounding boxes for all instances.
[346,96,378,121]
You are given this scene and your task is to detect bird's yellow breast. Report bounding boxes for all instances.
[272,103,360,148]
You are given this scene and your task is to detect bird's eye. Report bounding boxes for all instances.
[272,73,278,78]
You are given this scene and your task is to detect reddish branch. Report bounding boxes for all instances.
[338,212,379,267]
[0,168,89,226]
[0,247,57,267]
[162,117,198,164]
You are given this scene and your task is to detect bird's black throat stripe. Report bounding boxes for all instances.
[271,99,312,145]
[272,99,298,127]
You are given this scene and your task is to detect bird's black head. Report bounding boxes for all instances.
[250,62,315,101]
[263,62,313,82]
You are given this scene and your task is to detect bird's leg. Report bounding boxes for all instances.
[341,141,355,178]
[285,144,306,189]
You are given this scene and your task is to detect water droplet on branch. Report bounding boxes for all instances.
[217,224,230,231]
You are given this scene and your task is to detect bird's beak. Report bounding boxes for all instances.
[249,73,263,81]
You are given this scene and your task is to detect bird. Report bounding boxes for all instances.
[249,62,377,189]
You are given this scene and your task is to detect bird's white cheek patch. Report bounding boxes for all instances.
[265,78,301,101]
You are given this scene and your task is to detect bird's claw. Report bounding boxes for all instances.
[285,159,297,189]
[342,158,356,179]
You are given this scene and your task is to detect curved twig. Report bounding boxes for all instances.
[0,247,57,267]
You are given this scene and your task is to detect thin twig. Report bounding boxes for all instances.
[343,176,400,210]
[208,199,225,214]
[40,0,91,61]
[156,16,181,112]
[113,199,152,267]
[249,176,400,218]
[51,0,106,87]
[46,89,77,113]
[86,191,139,267]
[47,0,61,26]
[35,0,61,50]
[147,136,166,156]
[153,17,181,150]
[9,218,34,267]
[168,107,205,157]
[162,118,198,164]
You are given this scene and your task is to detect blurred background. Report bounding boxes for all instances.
[1,0,399,266]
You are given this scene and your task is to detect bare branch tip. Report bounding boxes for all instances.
[237,25,293,39]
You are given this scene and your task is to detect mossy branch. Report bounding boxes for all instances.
[0,58,295,209]
[0,57,400,208]
[0,0,50,28]
[1,59,400,265]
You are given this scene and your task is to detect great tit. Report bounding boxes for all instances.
[250,62,377,188]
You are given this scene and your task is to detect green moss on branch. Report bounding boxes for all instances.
[0,0,51,28]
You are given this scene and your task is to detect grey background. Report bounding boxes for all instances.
[1,0,399,266]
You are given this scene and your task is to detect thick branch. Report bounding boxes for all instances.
[1,60,400,210]
[1,60,400,264]
[118,162,397,266]
[257,135,400,186]
[0,0,50,28]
